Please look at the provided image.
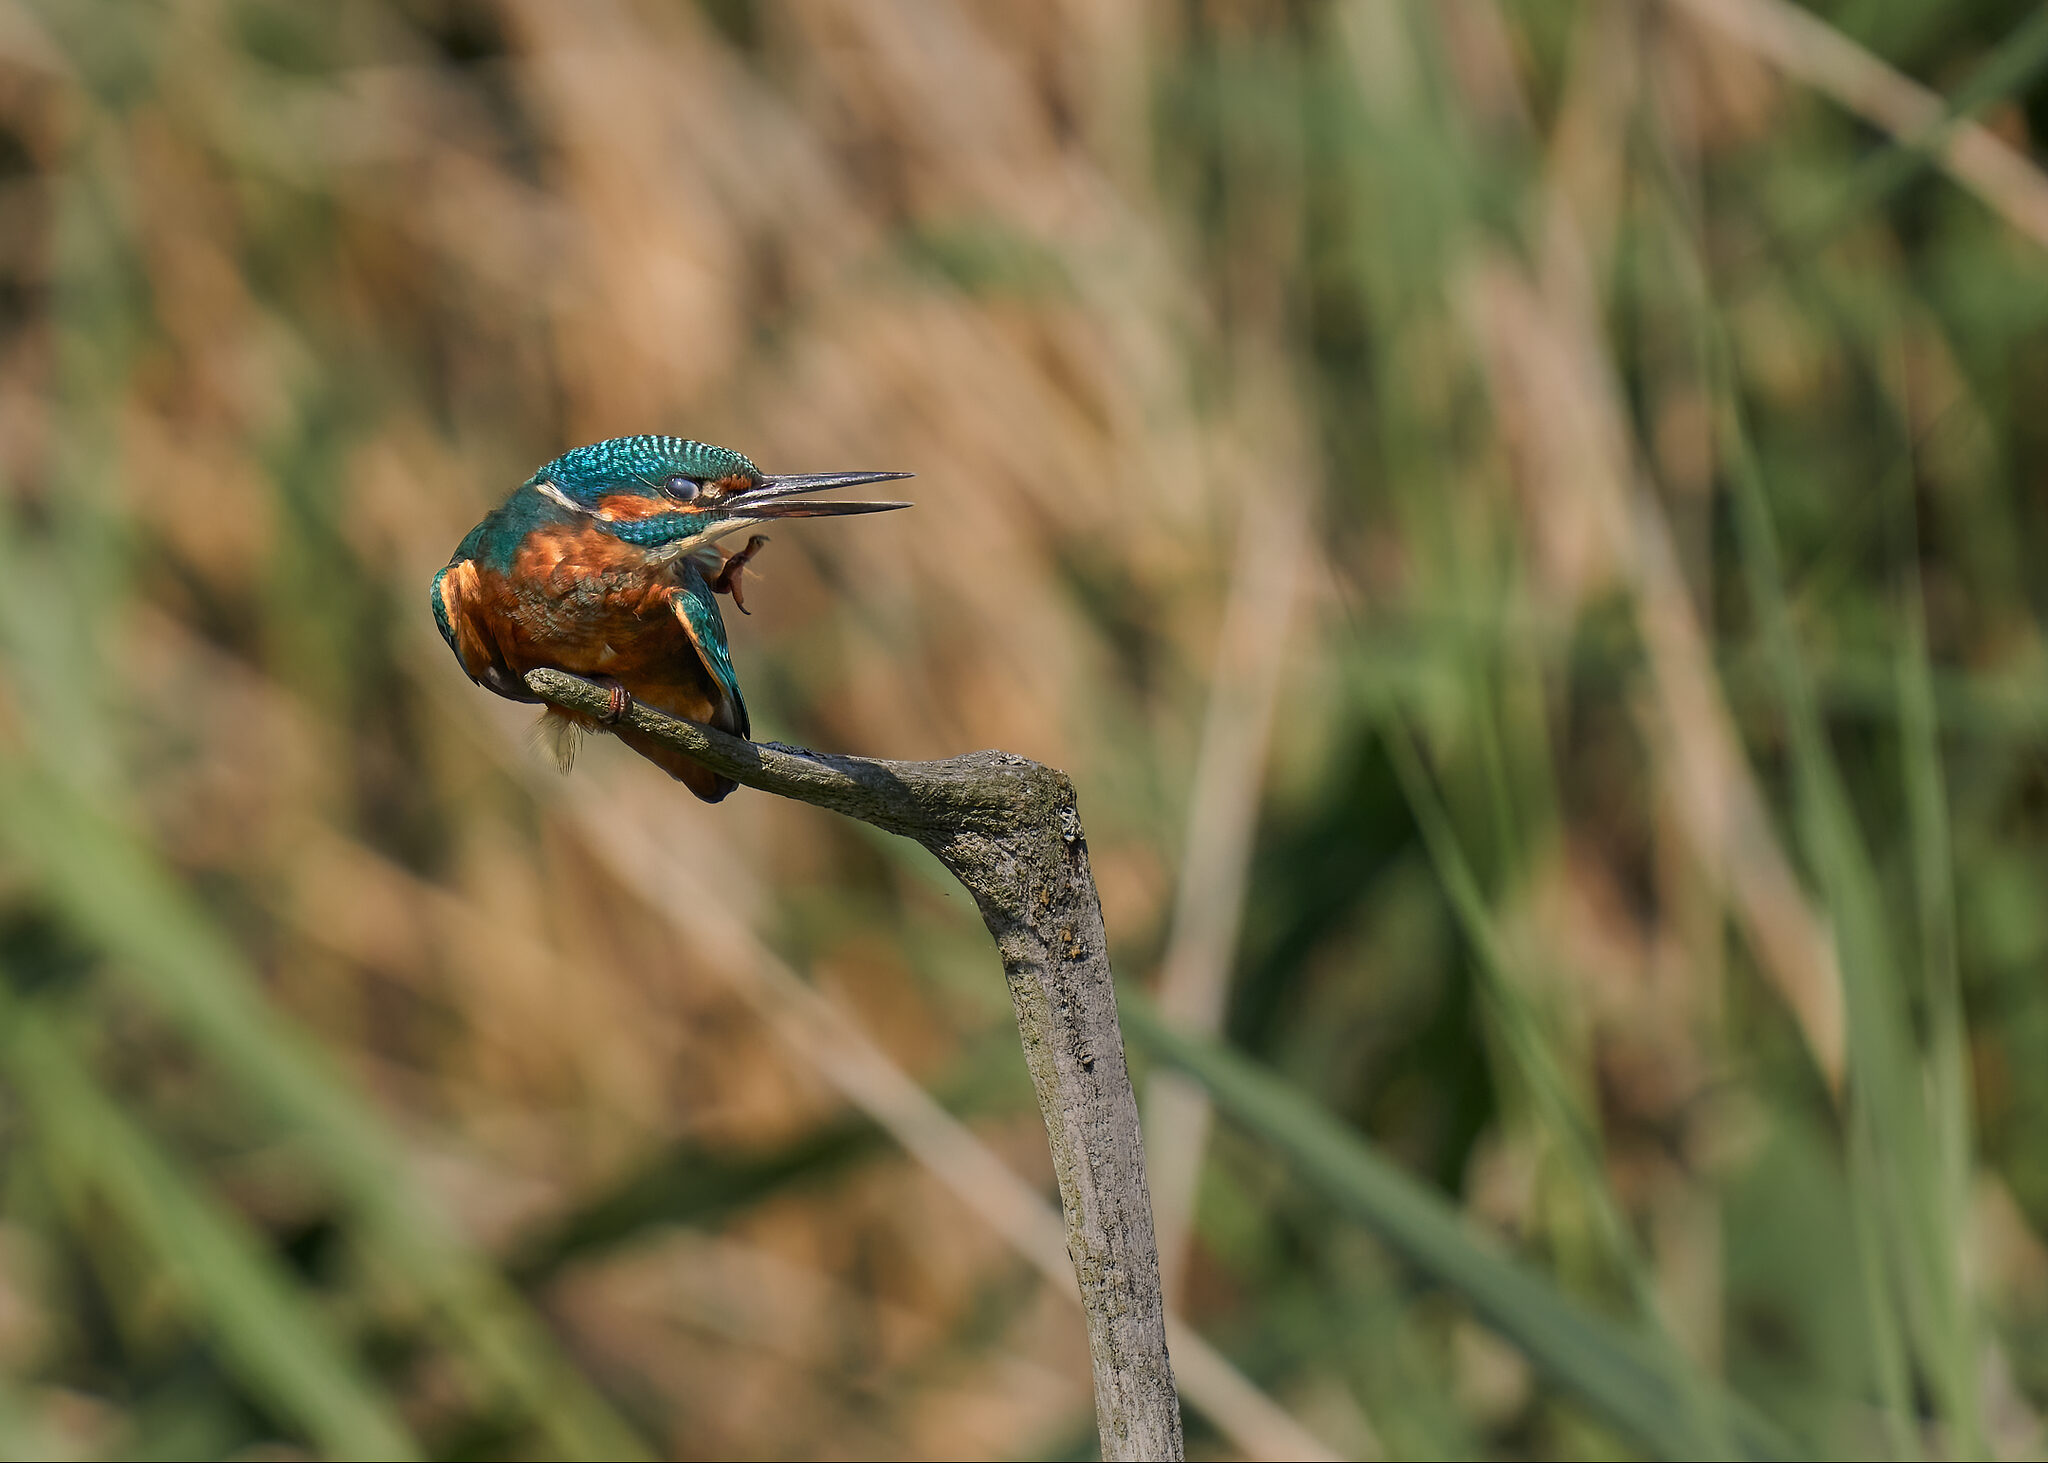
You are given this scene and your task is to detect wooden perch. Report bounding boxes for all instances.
[523,668,1184,1462]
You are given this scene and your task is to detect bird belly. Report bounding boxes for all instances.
[476,525,723,719]
[450,524,738,800]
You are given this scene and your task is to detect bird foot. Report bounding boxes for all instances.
[712,534,771,615]
[600,679,631,723]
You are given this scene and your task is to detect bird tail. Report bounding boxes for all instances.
[532,707,583,774]
[610,727,737,803]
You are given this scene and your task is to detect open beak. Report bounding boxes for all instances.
[727,471,914,520]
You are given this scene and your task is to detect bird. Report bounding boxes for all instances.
[431,435,911,802]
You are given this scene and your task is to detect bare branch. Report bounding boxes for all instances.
[523,668,1184,1462]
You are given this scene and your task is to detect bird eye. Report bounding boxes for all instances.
[663,475,701,501]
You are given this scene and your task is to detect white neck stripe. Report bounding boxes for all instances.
[536,479,605,520]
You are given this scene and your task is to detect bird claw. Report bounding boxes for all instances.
[602,680,631,723]
[713,534,771,615]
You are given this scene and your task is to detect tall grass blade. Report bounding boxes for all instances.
[1382,707,1742,1457]
[1893,502,1983,1458]
[0,983,420,1461]
[1791,6,2048,258]
[0,770,650,1462]
[1122,995,1798,1461]
[1709,321,1973,1455]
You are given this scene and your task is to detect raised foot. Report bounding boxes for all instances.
[712,534,771,615]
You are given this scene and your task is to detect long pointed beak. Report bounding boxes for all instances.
[728,471,914,519]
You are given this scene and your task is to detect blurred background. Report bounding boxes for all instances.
[1,0,2047,1458]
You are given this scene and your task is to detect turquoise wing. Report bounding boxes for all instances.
[432,518,495,661]
[673,564,750,739]
[429,563,460,655]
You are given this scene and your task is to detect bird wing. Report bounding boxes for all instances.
[431,560,497,683]
[670,567,750,740]
[599,569,748,803]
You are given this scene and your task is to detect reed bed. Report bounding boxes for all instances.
[1,1,2046,1458]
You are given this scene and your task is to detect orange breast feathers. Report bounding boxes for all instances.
[593,493,683,522]
[440,524,720,721]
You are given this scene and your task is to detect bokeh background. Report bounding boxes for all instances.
[2,0,2048,1458]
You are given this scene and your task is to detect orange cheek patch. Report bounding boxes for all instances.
[596,493,683,521]
[711,474,756,495]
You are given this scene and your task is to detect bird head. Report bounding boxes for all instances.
[530,435,911,557]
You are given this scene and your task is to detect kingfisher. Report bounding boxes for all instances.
[431,435,910,802]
